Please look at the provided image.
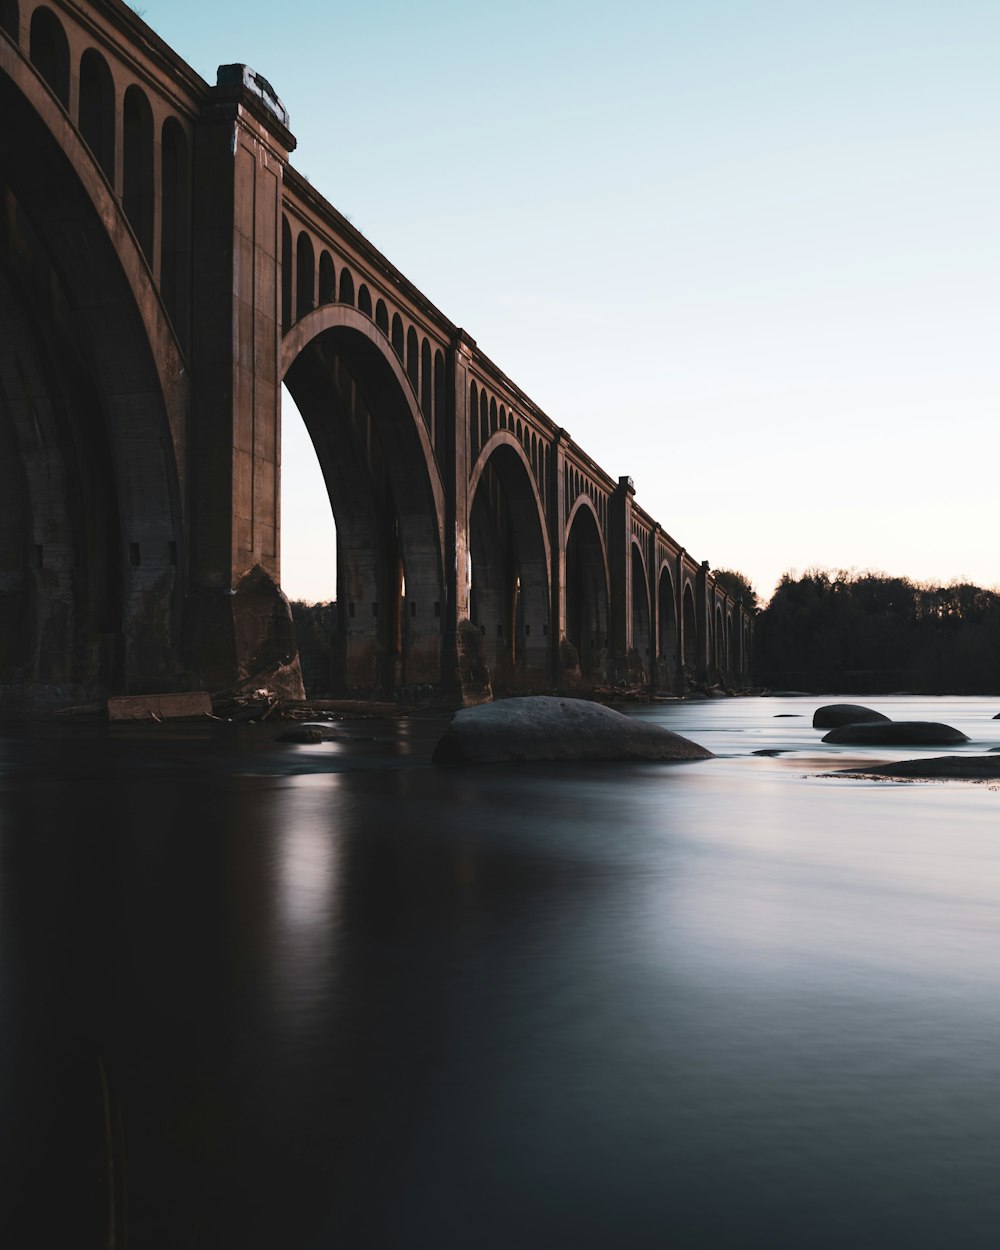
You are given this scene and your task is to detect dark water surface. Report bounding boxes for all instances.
[2,696,1000,1248]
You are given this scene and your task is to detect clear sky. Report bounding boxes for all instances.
[136,0,999,604]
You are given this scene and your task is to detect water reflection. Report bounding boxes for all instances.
[2,702,1000,1247]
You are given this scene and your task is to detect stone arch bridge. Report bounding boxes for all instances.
[0,0,753,704]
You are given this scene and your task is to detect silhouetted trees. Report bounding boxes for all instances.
[713,569,760,614]
[759,570,1000,693]
[290,599,337,696]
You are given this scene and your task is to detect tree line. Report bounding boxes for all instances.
[751,569,1000,694]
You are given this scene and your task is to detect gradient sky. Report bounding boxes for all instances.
[136,0,1000,603]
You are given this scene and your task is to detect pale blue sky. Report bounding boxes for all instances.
[138,0,1000,602]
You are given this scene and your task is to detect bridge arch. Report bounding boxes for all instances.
[630,539,651,683]
[281,304,446,694]
[467,432,551,690]
[0,37,187,691]
[681,580,698,674]
[657,561,678,688]
[564,496,609,683]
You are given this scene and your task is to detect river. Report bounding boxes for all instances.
[2,695,999,1248]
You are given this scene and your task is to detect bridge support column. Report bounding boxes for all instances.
[183,69,304,695]
[445,330,487,703]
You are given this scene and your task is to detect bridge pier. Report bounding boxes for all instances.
[183,69,303,695]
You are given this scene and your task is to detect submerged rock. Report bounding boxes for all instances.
[821,721,969,746]
[276,723,340,743]
[832,755,1000,780]
[812,703,890,729]
[432,696,713,766]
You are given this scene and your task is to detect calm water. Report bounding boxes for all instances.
[2,695,999,1248]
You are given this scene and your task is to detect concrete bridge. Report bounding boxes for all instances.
[0,0,753,705]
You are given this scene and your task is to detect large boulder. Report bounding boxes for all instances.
[831,755,1000,780]
[432,696,713,766]
[821,721,969,746]
[812,703,890,729]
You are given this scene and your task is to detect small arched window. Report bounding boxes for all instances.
[338,267,355,305]
[123,85,154,261]
[490,397,498,434]
[318,251,335,304]
[391,314,404,358]
[296,232,315,316]
[375,300,389,335]
[470,381,479,457]
[420,339,432,429]
[79,49,115,180]
[480,390,488,449]
[281,216,293,332]
[434,351,445,457]
[30,8,69,107]
[358,284,373,317]
[161,117,191,351]
[406,327,419,392]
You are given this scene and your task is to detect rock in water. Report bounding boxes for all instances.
[432,696,713,765]
[276,723,340,743]
[812,703,891,729]
[821,721,969,745]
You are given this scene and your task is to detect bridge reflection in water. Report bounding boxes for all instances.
[0,0,751,705]
[5,703,1000,1248]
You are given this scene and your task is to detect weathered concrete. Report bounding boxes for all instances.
[432,695,713,765]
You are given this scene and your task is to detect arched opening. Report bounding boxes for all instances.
[0,0,18,41]
[657,566,678,690]
[282,311,445,697]
[565,503,609,683]
[469,380,479,458]
[160,117,191,353]
[489,396,498,434]
[123,84,154,262]
[630,543,650,684]
[338,267,354,305]
[726,610,734,679]
[433,350,445,459]
[29,8,68,108]
[479,389,488,449]
[715,604,725,676]
[420,338,432,433]
[682,583,698,676]
[296,232,315,317]
[391,313,403,358]
[406,326,419,393]
[358,284,372,317]
[280,383,338,697]
[468,440,550,692]
[375,299,388,336]
[318,251,335,304]
[79,48,115,181]
[281,215,292,331]
[0,62,184,694]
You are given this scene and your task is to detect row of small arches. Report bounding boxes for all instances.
[8,4,191,347]
[468,380,550,510]
[565,465,607,531]
[282,218,446,447]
